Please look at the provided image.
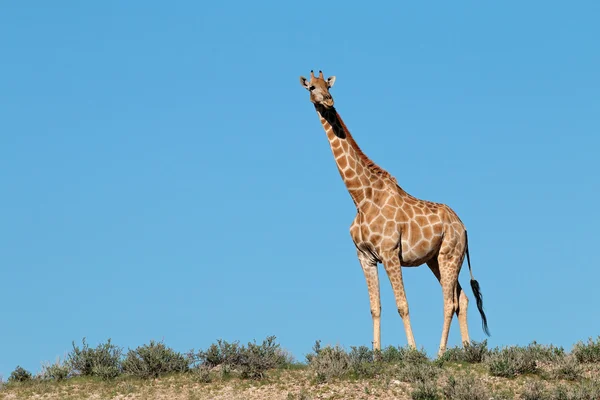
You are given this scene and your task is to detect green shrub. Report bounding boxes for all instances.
[306,343,431,380]
[397,361,441,383]
[400,347,430,364]
[8,366,32,383]
[485,346,538,378]
[41,358,70,381]
[572,337,600,363]
[306,342,351,382]
[525,341,566,362]
[442,374,489,400]
[551,385,572,400]
[522,381,549,400]
[376,346,437,384]
[194,336,289,380]
[549,381,600,400]
[549,355,582,381]
[309,344,384,379]
[237,336,290,379]
[484,342,567,379]
[196,339,242,367]
[67,338,122,380]
[371,345,430,364]
[190,365,211,383]
[412,380,440,400]
[287,390,312,400]
[304,340,322,364]
[122,340,189,379]
[379,345,401,362]
[439,340,489,364]
[347,345,383,378]
[349,345,374,364]
[483,342,564,378]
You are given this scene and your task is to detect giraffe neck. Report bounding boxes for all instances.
[316,105,392,208]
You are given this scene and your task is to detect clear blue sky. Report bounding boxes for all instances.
[1,1,598,378]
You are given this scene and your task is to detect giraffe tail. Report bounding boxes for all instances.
[465,230,490,336]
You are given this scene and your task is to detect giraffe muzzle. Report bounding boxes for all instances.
[321,98,334,108]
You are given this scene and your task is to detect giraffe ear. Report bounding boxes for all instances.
[299,76,310,90]
[326,76,336,88]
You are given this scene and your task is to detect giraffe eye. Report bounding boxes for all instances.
[309,86,315,91]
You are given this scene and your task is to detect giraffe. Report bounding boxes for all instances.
[299,70,489,356]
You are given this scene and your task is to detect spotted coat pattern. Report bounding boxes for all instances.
[300,71,481,356]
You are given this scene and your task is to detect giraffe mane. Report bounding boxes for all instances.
[331,108,393,179]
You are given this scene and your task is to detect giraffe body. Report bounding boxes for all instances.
[350,196,458,268]
[300,71,489,356]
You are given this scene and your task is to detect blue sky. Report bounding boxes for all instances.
[1,1,599,378]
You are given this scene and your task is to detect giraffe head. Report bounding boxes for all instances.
[299,70,336,108]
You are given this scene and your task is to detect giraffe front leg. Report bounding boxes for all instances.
[357,250,381,351]
[380,250,416,349]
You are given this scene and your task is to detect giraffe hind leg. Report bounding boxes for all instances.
[456,282,471,345]
[427,257,470,355]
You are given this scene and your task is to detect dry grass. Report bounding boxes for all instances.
[3,339,600,399]
[2,363,599,400]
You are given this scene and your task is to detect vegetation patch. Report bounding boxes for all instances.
[122,340,189,379]
[442,374,490,400]
[193,335,291,380]
[68,338,123,380]
[485,345,539,377]
[1,337,600,399]
[305,341,351,382]
[573,337,600,363]
[439,340,489,364]
[40,358,70,381]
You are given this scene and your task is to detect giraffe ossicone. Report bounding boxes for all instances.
[299,70,489,356]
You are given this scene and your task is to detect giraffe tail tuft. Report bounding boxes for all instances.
[465,230,490,337]
[470,278,490,336]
